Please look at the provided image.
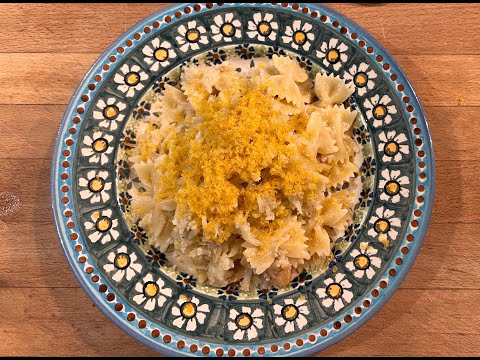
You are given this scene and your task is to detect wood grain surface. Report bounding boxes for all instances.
[0,3,479,357]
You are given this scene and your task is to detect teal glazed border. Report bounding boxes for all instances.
[51,3,435,357]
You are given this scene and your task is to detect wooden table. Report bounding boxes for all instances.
[1,3,479,357]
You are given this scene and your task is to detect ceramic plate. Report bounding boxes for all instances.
[51,3,435,357]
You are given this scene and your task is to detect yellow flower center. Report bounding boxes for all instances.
[327,49,340,63]
[88,176,105,193]
[326,283,343,299]
[221,23,235,37]
[354,254,370,270]
[92,138,108,153]
[293,30,307,46]
[374,219,390,234]
[373,105,387,120]
[96,216,112,232]
[282,304,299,321]
[384,141,399,156]
[154,47,169,62]
[125,72,140,86]
[385,181,400,196]
[354,72,368,87]
[258,21,272,36]
[235,313,253,330]
[186,28,200,42]
[114,253,130,269]
[103,105,119,120]
[143,282,159,298]
[180,301,197,319]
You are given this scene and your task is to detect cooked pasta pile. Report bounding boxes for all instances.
[128,55,361,290]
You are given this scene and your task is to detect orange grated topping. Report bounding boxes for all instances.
[154,77,327,245]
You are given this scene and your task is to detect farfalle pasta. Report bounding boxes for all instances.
[127,55,362,290]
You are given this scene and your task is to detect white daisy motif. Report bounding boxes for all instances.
[92,97,127,131]
[345,242,382,279]
[103,245,142,282]
[316,38,349,71]
[343,62,378,96]
[132,273,172,311]
[363,94,398,128]
[78,170,111,204]
[80,131,114,165]
[176,20,208,52]
[273,297,309,333]
[113,64,148,98]
[368,206,402,246]
[316,273,354,312]
[142,38,177,72]
[378,130,410,163]
[247,12,278,41]
[282,20,315,51]
[84,209,119,244]
[227,307,264,340]
[171,295,210,332]
[211,13,242,42]
[379,169,410,203]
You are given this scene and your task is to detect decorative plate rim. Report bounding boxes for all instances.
[51,2,435,357]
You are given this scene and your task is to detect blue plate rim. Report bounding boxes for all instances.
[50,2,436,357]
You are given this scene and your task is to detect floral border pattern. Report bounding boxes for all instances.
[51,2,434,357]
